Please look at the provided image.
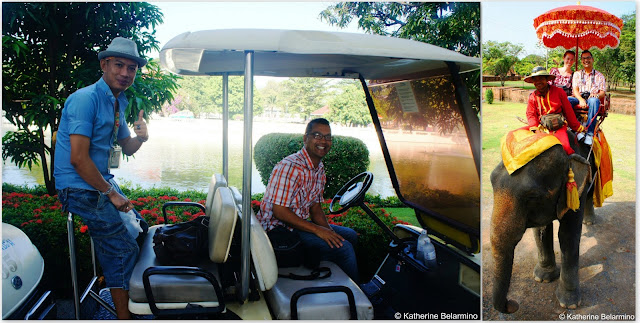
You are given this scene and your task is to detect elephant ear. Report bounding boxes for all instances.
[556,154,592,219]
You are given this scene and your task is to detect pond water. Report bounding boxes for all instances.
[2,118,397,197]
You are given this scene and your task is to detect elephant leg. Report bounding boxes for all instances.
[533,223,559,283]
[556,210,583,309]
[583,191,596,225]
[490,193,527,314]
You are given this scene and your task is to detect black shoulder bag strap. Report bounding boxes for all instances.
[278,267,332,280]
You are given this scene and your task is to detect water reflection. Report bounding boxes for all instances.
[2,119,396,197]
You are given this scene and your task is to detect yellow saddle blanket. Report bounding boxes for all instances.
[501,127,561,174]
[592,129,613,207]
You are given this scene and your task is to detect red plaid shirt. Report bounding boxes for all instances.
[572,69,606,95]
[257,148,326,232]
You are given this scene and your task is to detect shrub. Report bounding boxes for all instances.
[254,133,370,198]
[486,88,494,104]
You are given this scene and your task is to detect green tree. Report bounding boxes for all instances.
[483,41,523,86]
[320,2,480,116]
[326,81,371,127]
[320,2,480,57]
[169,75,263,119]
[279,78,329,119]
[515,54,546,77]
[618,13,635,90]
[593,47,622,90]
[2,2,180,194]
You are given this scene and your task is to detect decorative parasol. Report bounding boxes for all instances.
[534,4,623,69]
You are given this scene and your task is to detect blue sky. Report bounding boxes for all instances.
[482,1,636,57]
[151,2,362,57]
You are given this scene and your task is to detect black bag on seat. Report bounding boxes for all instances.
[267,226,321,269]
[267,226,304,268]
[152,216,209,266]
[267,226,330,280]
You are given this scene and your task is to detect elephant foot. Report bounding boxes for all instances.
[534,264,560,283]
[583,213,595,225]
[556,285,580,309]
[583,204,596,225]
[497,300,519,314]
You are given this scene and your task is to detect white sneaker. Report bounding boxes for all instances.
[577,132,585,141]
[584,133,593,145]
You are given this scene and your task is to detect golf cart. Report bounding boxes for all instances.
[124,29,480,319]
[2,223,57,319]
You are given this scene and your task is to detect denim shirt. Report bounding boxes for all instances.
[54,77,131,190]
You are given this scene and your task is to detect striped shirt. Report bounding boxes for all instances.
[257,148,326,232]
[572,69,606,95]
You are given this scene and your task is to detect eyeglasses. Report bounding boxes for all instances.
[307,132,332,141]
[581,56,593,60]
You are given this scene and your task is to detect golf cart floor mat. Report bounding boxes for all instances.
[93,289,153,320]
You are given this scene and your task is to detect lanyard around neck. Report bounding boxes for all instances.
[112,100,120,144]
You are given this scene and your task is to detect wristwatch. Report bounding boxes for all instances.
[136,136,148,143]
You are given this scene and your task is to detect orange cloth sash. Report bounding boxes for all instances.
[501,127,561,174]
[592,129,613,207]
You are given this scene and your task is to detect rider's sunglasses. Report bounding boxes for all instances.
[581,56,593,60]
[307,132,332,141]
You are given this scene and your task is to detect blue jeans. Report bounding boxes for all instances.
[568,96,600,135]
[58,182,141,290]
[295,225,359,282]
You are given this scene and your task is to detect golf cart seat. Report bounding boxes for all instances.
[128,176,237,315]
[236,203,373,320]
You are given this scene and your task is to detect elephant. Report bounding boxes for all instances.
[490,129,595,314]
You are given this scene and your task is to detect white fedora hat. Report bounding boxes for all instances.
[98,37,147,67]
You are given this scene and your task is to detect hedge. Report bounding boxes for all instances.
[254,133,370,198]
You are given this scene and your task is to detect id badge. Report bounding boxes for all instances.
[109,146,122,168]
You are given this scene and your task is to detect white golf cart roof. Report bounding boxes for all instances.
[160,29,480,79]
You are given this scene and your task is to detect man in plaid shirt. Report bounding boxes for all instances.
[569,50,607,145]
[257,118,359,281]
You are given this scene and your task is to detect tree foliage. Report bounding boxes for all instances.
[166,75,263,118]
[320,2,480,57]
[326,80,371,127]
[319,1,481,118]
[278,78,330,119]
[616,13,635,90]
[482,41,523,86]
[2,2,180,194]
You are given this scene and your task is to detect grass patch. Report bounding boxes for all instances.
[387,207,419,227]
[482,102,636,201]
[483,80,535,89]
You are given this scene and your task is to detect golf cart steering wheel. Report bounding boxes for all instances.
[329,172,374,214]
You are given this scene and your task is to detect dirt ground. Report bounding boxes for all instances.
[481,195,636,320]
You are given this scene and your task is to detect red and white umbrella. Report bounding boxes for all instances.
[534,4,623,53]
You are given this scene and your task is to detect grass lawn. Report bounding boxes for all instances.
[482,80,535,90]
[482,101,636,202]
[387,207,420,227]
[482,81,635,98]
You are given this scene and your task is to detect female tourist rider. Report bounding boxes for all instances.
[549,50,575,97]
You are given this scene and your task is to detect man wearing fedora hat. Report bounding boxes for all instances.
[524,66,586,155]
[54,37,150,319]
